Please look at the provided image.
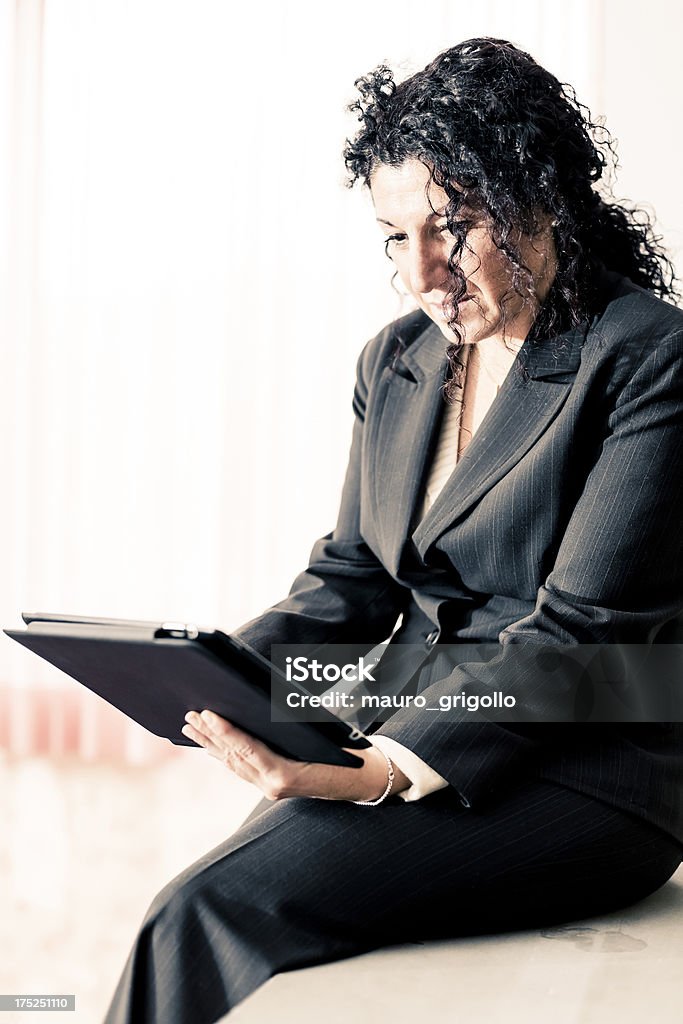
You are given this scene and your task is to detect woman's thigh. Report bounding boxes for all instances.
[151,779,680,943]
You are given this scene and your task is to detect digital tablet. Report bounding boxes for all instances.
[4,612,370,767]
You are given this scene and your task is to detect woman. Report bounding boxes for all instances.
[104,38,683,1024]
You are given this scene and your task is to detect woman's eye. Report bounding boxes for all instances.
[383,233,408,258]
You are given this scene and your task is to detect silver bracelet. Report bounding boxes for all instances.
[353,750,395,806]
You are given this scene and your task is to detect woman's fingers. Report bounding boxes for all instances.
[181,720,224,760]
[182,715,260,783]
[183,711,288,793]
[193,711,276,767]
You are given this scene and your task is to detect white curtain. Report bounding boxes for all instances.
[1,0,679,759]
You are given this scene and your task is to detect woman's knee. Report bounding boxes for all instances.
[143,860,234,940]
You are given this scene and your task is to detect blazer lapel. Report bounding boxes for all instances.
[412,322,587,560]
[366,318,451,577]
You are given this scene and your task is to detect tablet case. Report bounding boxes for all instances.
[4,613,369,768]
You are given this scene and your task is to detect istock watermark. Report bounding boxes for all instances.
[284,655,377,684]
[270,642,683,727]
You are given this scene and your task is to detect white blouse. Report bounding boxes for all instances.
[420,335,525,517]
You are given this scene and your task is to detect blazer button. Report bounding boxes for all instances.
[425,629,440,647]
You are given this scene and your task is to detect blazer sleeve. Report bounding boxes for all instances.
[233,333,408,660]
[376,330,683,808]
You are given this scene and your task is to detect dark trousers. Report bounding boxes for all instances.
[102,781,681,1024]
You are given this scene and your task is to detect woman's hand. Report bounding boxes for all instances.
[181,710,410,802]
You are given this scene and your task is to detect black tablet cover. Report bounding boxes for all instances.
[4,614,369,768]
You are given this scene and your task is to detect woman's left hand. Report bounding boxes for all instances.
[181,710,409,802]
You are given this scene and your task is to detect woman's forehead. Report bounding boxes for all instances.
[369,160,451,216]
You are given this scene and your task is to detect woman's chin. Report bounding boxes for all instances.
[421,307,461,344]
[431,317,482,347]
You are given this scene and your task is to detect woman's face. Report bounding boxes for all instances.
[369,159,556,346]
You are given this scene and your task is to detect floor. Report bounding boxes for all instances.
[1,753,681,1024]
[0,751,261,1024]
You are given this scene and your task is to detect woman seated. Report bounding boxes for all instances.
[104,37,683,1024]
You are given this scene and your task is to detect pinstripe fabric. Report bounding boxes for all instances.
[103,781,681,1023]
[236,270,683,847]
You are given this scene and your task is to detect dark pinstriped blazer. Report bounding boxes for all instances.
[236,271,683,849]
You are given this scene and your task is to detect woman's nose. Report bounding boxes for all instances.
[408,239,449,296]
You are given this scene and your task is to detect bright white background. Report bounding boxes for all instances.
[0,0,681,732]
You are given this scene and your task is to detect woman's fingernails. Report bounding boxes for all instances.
[185,711,198,724]
[200,710,214,726]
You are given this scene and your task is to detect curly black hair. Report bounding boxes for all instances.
[343,37,679,392]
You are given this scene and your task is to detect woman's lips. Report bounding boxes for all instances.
[428,296,471,318]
